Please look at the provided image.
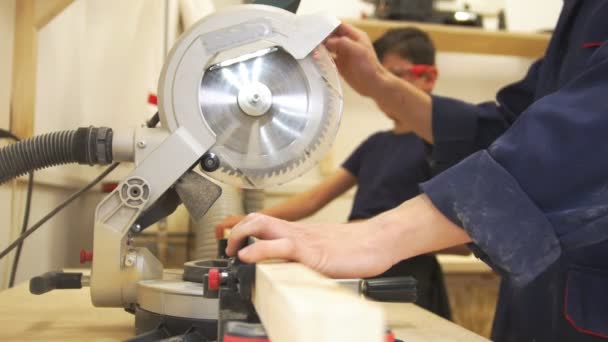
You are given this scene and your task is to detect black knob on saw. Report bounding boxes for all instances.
[200,152,220,172]
[29,271,83,295]
[362,276,417,303]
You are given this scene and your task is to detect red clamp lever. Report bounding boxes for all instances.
[80,249,93,264]
[208,268,220,291]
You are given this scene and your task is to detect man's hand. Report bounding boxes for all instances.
[225,213,399,278]
[324,24,388,98]
[215,215,246,239]
[324,23,434,142]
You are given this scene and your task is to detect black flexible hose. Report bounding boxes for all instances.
[0,127,113,184]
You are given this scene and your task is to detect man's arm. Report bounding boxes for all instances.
[429,59,543,173]
[421,42,608,285]
[226,194,471,279]
[215,168,356,238]
[325,24,541,155]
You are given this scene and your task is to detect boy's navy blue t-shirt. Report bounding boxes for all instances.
[342,131,431,221]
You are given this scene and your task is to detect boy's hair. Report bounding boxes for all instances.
[373,27,436,65]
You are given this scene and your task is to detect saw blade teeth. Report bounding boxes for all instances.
[199,45,342,188]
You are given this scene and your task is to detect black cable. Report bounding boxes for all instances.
[8,171,34,287]
[0,129,19,141]
[146,112,160,128]
[1,128,35,287]
[0,162,120,261]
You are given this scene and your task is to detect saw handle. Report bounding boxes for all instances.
[362,276,418,303]
[29,271,85,295]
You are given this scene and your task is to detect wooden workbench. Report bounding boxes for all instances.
[0,282,488,342]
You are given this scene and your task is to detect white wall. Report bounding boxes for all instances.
[0,0,173,289]
[504,0,562,32]
[0,184,14,288]
[35,0,165,134]
[0,0,16,288]
[3,183,94,286]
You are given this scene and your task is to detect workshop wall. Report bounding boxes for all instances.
[0,0,171,289]
[0,0,16,289]
[504,0,562,32]
[35,0,165,135]
[0,0,219,288]
[0,0,562,289]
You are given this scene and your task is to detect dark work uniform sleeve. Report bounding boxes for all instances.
[422,44,608,285]
[430,59,543,174]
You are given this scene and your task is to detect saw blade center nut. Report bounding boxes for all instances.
[238,82,272,117]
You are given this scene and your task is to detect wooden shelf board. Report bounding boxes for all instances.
[344,19,550,58]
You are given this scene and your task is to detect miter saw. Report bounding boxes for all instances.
[0,3,415,341]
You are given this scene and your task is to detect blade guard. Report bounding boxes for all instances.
[157,4,343,189]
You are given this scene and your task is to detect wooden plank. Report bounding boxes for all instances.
[10,0,36,139]
[383,302,490,342]
[344,19,550,59]
[34,0,74,29]
[437,255,493,274]
[253,262,385,342]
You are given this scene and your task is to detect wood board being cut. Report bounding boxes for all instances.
[253,262,385,342]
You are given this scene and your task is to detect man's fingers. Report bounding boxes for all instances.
[332,23,367,42]
[324,36,360,58]
[237,238,297,263]
[226,213,287,256]
[324,37,342,54]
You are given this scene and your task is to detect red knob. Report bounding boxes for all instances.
[80,249,93,264]
[208,268,220,291]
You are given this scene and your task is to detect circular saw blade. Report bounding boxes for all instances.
[199,46,342,188]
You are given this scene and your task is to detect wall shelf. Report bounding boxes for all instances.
[343,19,550,58]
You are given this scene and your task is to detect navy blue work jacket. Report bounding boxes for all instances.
[419,1,608,341]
